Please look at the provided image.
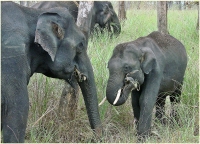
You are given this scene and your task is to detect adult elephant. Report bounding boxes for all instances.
[31,1,121,36]
[105,31,187,140]
[1,2,102,142]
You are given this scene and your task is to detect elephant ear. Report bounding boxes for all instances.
[140,47,156,74]
[34,12,65,61]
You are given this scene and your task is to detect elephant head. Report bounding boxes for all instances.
[93,1,121,36]
[106,43,156,106]
[34,7,102,132]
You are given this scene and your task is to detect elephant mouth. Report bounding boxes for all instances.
[113,77,140,105]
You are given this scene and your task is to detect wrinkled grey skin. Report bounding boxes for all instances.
[106,31,187,140]
[31,1,121,36]
[1,2,101,142]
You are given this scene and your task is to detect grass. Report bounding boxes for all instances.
[25,8,199,143]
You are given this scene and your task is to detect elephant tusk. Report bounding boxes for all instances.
[98,97,107,106]
[134,80,140,91]
[82,75,87,81]
[113,89,122,105]
[136,82,140,91]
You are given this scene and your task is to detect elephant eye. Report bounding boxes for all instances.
[76,42,85,54]
[124,65,131,73]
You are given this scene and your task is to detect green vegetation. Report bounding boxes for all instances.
[26,9,199,143]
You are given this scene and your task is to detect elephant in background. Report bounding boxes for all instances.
[105,31,187,140]
[31,1,121,36]
[1,2,102,142]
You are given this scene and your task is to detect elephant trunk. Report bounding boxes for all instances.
[77,54,102,136]
[110,11,121,36]
[106,75,129,106]
[106,72,140,106]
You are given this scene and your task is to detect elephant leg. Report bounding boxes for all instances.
[137,73,162,141]
[170,85,182,124]
[131,90,141,129]
[155,93,167,124]
[2,89,29,143]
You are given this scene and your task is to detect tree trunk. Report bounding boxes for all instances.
[58,82,79,122]
[20,1,27,6]
[58,1,94,122]
[177,1,182,10]
[183,1,186,10]
[157,1,169,34]
[197,2,199,30]
[118,1,127,22]
[76,1,94,42]
[20,1,36,7]
[167,1,173,10]
[19,1,31,7]
[137,1,141,10]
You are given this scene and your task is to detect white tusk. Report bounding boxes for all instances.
[113,89,122,105]
[83,76,87,81]
[134,83,138,89]
[98,97,107,106]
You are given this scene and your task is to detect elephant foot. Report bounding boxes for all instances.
[92,126,103,142]
[167,111,182,127]
[137,134,148,143]
[150,130,161,139]
[136,130,151,142]
[137,130,161,142]
[169,118,182,127]
[155,117,167,125]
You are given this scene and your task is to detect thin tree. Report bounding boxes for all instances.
[196,2,199,30]
[76,1,94,42]
[137,1,141,10]
[20,1,28,6]
[118,1,127,22]
[20,1,36,7]
[157,1,169,34]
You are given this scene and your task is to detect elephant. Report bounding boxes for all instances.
[31,1,121,36]
[105,31,187,140]
[1,2,102,142]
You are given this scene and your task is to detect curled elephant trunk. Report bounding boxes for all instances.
[106,70,142,106]
[106,77,139,106]
[113,78,139,105]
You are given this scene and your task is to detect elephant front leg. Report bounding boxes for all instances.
[137,104,154,141]
[131,91,141,130]
[2,90,29,143]
[137,74,162,141]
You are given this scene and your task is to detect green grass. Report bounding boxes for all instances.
[25,8,199,143]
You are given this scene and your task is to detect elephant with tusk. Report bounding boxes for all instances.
[104,31,187,141]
